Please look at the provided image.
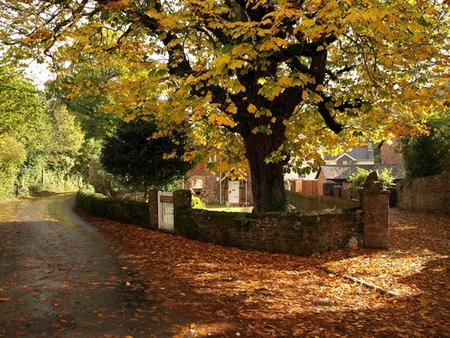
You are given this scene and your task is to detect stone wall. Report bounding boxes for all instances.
[398,172,450,214]
[78,181,390,257]
[176,209,364,256]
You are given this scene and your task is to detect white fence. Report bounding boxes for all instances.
[158,191,174,231]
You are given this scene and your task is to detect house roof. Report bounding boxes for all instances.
[317,162,405,181]
[324,147,374,161]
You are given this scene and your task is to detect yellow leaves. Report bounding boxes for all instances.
[252,124,273,135]
[102,0,130,10]
[163,151,176,159]
[145,8,163,20]
[258,85,283,100]
[247,104,272,118]
[259,37,287,52]
[22,27,53,44]
[316,1,340,20]
[231,43,257,60]
[224,79,246,94]
[212,54,230,75]
[277,76,293,87]
[247,103,257,114]
[208,112,235,128]
[226,103,238,114]
[214,161,232,173]
[229,59,246,70]
[302,90,309,101]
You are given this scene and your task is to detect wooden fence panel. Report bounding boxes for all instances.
[286,190,360,211]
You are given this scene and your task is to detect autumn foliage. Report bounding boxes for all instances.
[0,0,449,210]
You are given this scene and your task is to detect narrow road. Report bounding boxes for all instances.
[2,195,449,338]
[0,194,171,338]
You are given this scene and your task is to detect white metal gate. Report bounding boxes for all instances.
[158,191,174,231]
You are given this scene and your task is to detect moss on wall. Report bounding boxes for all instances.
[76,191,150,228]
[77,190,364,257]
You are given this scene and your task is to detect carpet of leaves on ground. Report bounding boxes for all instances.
[76,208,450,338]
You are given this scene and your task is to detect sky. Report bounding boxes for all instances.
[24,60,53,89]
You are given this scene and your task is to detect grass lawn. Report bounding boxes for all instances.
[204,204,253,212]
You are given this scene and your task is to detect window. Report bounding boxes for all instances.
[192,177,204,189]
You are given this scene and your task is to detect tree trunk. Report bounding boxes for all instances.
[242,127,288,213]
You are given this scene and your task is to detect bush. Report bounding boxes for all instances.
[192,195,206,209]
[349,167,394,196]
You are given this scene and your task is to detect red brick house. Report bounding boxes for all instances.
[380,138,404,164]
[185,163,253,206]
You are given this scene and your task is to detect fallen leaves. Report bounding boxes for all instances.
[2,198,449,337]
[71,206,450,337]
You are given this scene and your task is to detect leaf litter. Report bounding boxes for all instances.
[74,207,449,337]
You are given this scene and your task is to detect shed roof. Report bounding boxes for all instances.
[316,162,405,181]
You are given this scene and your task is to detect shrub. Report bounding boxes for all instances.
[349,167,394,196]
[191,195,206,209]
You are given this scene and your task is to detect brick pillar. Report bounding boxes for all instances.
[148,189,159,229]
[173,190,192,232]
[362,172,390,249]
[173,190,192,209]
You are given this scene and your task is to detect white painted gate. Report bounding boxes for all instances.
[228,180,240,204]
[158,191,174,231]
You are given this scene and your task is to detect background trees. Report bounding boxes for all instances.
[0,67,48,197]
[100,117,192,194]
[0,0,448,210]
[0,64,86,198]
[398,110,450,179]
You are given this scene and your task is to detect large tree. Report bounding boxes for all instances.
[1,0,448,211]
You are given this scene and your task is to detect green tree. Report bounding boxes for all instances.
[0,135,26,198]
[0,66,51,197]
[2,0,448,211]
[44,98,85,182]
[398,111,450,179]
[100,117,192,191]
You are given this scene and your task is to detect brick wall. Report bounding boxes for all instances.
[398,172,450,214]
[316,171,327,195]
[381,139,403,164]
[176,209,364,256]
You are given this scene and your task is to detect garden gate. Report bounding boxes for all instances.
[158,191,174,231]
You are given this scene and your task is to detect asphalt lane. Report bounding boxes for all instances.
[0,194,169,338]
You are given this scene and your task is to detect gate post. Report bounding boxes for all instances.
[148,189,159,229]
[361,172,390,249]
[173,190,192,230]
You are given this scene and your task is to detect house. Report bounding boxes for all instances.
[185,163,253,206]
[315,162,405,197]
[324,142,375,165]
[286,143,375,194]
[380,138,404,164]
[289,140,405,197]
